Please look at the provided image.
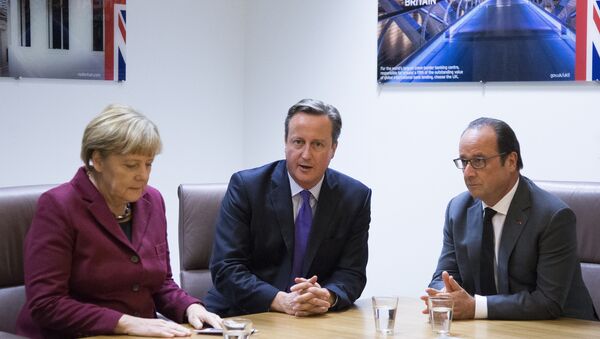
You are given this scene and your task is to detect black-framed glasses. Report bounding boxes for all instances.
[453,153,506,169]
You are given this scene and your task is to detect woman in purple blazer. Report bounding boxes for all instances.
[17,105,221,338]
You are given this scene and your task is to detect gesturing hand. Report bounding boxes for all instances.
[419,271,475,319]
[441,271,475,319]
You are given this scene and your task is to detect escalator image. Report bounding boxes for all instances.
[378,0,578,82]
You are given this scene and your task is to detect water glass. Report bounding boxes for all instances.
[372,296,398,334]
[222,318,253,339]
[428,295,454,335]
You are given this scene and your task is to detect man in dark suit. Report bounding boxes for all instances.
[204,99,371,317]
[423,117,596,320]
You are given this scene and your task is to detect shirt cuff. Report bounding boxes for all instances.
[329,290,339,309]
[474,294,488,319]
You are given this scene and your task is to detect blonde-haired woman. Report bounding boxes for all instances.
[17,105,221,338]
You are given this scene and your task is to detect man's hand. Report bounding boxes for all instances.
[419,271,475,320]
[290,276,332,316]
[270,291,301,315]
[442,271,475,319]
[270,275,332,316]
[419,287,445,315]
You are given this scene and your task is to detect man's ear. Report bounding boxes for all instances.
[507,152,518,171]
[330,142,338,160]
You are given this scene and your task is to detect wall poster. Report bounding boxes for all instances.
[378,0,600,83]
[0,0,126,81]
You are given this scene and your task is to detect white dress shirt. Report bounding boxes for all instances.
[288,173,322,220]
[474,178,520,319]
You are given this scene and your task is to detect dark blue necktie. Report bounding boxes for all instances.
[480,207,497,295]
[290,190,313,283]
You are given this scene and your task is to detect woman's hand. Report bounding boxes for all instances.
[186,303,223,329]
[115,314,192,337]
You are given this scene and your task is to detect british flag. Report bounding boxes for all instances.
[104,0,126,81]
[576,0,600,80]
[591,0,600,80]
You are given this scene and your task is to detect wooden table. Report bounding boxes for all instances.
[89,297,600,338]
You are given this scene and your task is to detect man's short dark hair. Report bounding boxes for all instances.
[285,99,342,144]
[465,117,524,169]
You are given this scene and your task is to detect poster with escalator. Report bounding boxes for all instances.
[378,0,600,82]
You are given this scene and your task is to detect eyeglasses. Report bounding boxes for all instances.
[453,153,506,169]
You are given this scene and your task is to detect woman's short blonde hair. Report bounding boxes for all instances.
[81,104,162,170]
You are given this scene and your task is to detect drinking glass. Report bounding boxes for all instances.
[428,295,454,335]
[222,318,253,339]
[371,296,398,334]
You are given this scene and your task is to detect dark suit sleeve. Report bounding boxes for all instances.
[429,199,463,290]
[487,207,579,319]
[210,173,280,314]
[323,188,371,311]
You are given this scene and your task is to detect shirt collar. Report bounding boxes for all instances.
[483,177,520,215]
[287,172,323,201]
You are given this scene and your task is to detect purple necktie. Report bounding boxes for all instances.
[290,190,313,284]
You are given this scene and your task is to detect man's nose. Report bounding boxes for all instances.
[463,162,476,177]
[301,145,312,159]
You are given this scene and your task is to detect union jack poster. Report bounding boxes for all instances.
[105,0,126,81]
[0,0,126,81]
[576,0,600,80]
[378,0,599,82]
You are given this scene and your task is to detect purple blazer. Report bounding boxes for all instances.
[16,167,199,338]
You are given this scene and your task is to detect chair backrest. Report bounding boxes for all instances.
[178,183,227,300]
[535,180,600,314]
[0,184,54,334]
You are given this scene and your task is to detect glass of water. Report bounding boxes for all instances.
[222,318,253,339]
[371,296,398,334]
[428,295,454,335]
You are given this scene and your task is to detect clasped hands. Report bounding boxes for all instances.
[271,275,334,317]
[420,271,476,320]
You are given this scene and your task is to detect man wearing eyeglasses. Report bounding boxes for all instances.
[422,117,596,320]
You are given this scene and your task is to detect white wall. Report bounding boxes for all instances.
[242,0,600,299]
[0,0,246,277]
[1,0,600,302]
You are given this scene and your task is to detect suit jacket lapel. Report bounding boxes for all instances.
[72,167,133,250]
[270,161,295,255]
[497,177,530,294]
[466,201,484,294]
[302,169,338,276]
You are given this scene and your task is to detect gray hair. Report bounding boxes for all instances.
[285,98,342,144]
[464,117,523,170]
[81,104,162,170]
